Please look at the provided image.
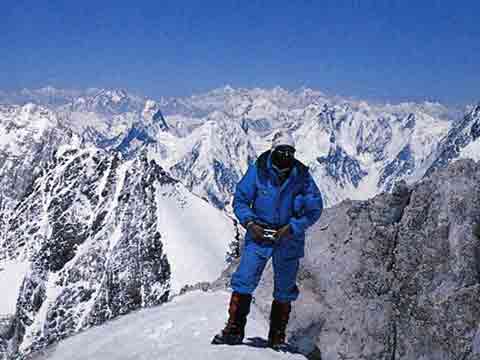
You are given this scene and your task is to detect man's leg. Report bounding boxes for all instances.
[272,248,300,302]
[212,241,270,345]
[268,248,300,349]
[230,241,271,295]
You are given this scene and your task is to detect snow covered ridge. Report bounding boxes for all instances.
[0,147,236,359]
[425,104,480,175]
[32,291,305,360]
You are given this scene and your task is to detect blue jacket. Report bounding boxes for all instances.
[232,150,323,258]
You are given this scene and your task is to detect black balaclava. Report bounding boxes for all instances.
[271,146,295,170]
[271,145,295,186]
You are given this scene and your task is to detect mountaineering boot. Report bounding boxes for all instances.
[267,299,292,350]
[211,292,252,345]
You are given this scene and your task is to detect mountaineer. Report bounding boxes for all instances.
[212,130,323,350]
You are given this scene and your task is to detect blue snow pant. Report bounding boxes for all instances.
[230,240,300,302]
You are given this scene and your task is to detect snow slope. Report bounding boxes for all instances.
[0,261,29,315]
[154,180,236,294]
[36,290,305,360]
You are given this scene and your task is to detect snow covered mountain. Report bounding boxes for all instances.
[154,87,466,208]
[28,159,480,360]
[1,85,479,359]
[131,86,471,210]
[0,103,78,238]
[0,87,145,116]
[1,86,478,212]
[0,145,236,358]
[66,89,145,116]
[0,87,94,108]
[161,111,257,209]
[293,101,454,204]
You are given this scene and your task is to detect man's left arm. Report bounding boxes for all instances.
[288,172,323,237]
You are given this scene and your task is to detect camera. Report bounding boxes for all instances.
[263,228,277,241]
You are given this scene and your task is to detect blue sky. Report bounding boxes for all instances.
[2,0,479,105]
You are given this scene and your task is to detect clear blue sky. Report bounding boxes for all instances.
[2,0,479,105]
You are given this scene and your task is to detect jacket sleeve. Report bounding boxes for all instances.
[288,172,323,237]
[232,164,259,228]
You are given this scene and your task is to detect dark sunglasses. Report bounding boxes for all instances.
[274,146,295,157]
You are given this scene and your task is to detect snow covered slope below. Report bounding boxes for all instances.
[35,290,305,360]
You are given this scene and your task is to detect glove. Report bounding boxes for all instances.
[247,222,266,243]
[274,224,293,241]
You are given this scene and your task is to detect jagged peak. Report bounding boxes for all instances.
[472,102,480,117]
[91,88,130,102]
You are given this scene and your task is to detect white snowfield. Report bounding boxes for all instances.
[36,290,305,360]
[0,261,29,315]
[154,181,235,294]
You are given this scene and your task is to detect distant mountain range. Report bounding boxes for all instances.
[1,86,477,209]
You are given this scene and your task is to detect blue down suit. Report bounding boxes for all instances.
[230,150,323,302]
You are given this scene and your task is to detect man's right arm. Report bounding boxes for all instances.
[232,164,259,229]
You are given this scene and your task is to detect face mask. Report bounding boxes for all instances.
[271,146,295,170]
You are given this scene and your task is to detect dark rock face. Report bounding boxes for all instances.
[0,315,14,357]
[1,148,174,358]
[251,159,480,359]
[392,160,480,359]
[115,123,157,158]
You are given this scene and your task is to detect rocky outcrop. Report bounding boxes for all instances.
[250,159,480,359]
